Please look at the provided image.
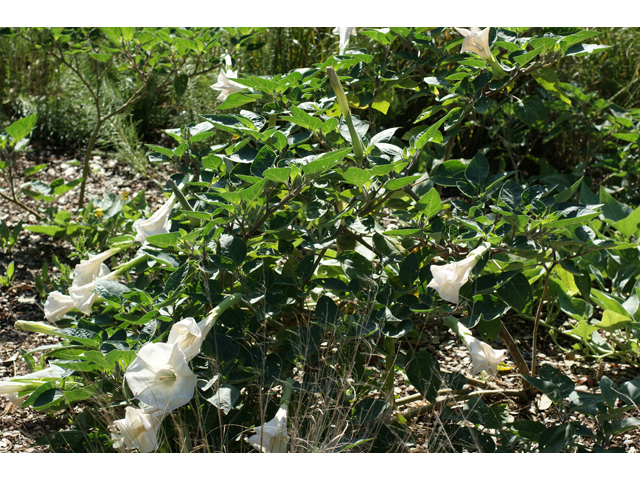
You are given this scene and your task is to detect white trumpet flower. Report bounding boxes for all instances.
[68,248,120,314]
[133,195,176,245]
[444,316,507,377]
[124,342,196,413]
[44,291,75,324]
[454,27,492,59]
[167,317,206,361]
[111,407,165,453]
[467,337,507,377]
[332,27,356,55]
[248,404,290,453]
[427,242,490,305]
[210,70,245,102]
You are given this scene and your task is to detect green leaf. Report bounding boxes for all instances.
[532,68,572,105]
[597,309,632,332]
[567,319,598,341]
[218,233,246,267]
[25,225,67,237]
[164,263,189,295]
[522,364,574,405]
[23,164,47,177]
[553,176,582,203]
[513,96,548,131]
[405,351,442,404]
[465,152,489,186]
[496,272,533,314]
[612,205,640,238]
[315,295,340,326]
[513,45,544,66]
[263,167,291,184]
[609,417,640,436]
[174,74,188,96]
[198,382,240,415]
[6,114,37,143]
[146,232,179,248]
[371,100,390,114]
[399,252,419,286]
[559,30,600,51]
[565,43,611,57]
[465,294,511,328]
[384,174,422,191]
[618,376,640,406]
[296,254,316,281]
[539,423,575,453]
[302,148,351,176]
[337,251,376,288]
[250,145,277,178]
[415,188,442,220]
[238,178,267,203]
[342,168,371,188]
[89,53,111,62]
[431,160,467,186]
[508,420,546,441]
[93,278,130,306]
[556,287,593,321]
[599,186,633,223]
[217,93,255,110]
[288,104,322,131]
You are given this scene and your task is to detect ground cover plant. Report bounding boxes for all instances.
[1,27,639,453]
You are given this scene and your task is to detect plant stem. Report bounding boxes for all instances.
[531,264,553,378]
[498,322,532,393]
[0,191,43,221]
[382,336,396,409]
[393,388,527,422]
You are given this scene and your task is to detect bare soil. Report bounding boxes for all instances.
[1,149,639,453]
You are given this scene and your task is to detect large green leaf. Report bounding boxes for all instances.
[612,205,640,238]
[218,234,247,267]
[465,152,489,186]
[513,96,548,131]
[538,423,575,453]
[522,364,574,405]
[599,186,633,223]
[6,114,37,143]
[302,148,351,176]
[431,160,467,186]
[405,350,442,404]
[496,272,533,314]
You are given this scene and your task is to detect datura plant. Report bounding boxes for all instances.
[4,27,639,453]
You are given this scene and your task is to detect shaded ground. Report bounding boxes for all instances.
[1,150,639,453]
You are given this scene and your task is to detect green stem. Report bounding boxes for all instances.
[108,253,149,278]
[531,264,553,378]
[200,292,243,336]
[487,56,506,79]
[280,377,294,406]
[167,179,199,227]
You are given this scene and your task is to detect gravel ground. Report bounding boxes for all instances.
[1,149,639,453]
